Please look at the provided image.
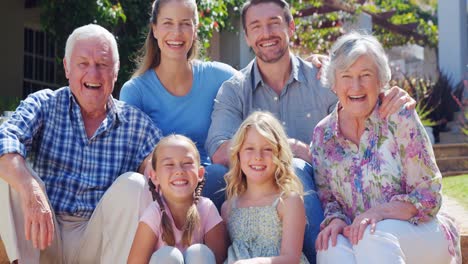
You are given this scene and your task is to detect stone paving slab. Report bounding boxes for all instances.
[441,194,468,263]
[442,195,468,234]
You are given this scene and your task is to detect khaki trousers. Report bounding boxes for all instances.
[0,172,152,264]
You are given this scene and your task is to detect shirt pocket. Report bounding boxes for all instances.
[294,108,323,143]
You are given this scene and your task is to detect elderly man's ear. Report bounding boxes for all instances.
[63,58,70,79]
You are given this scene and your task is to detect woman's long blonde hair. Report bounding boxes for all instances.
[148,134,204,246]
[224,111,304,200]
[132,0,199,77]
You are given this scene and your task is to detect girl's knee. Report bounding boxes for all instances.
[184,244,215,264]
[150,246,184,264]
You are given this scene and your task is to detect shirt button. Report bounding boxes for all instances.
[274,97,278,101]
[282,121,286,125]
[307,113,311,118]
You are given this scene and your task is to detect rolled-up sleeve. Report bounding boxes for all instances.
[389,108,442,224]
[205,77,246,158]
[0,91,50,157]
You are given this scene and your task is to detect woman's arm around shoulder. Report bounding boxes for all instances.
[127,222,158,264]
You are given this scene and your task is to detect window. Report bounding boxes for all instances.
[25,0,39,8]
[23,28,59,97]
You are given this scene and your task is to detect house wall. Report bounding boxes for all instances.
[0,0,25,103]
[218,16,254,70]
[438,0,468,86]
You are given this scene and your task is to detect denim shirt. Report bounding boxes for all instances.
[206,54,337,157]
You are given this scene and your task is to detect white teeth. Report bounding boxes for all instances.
[172,180,188,186]
[349,95,365,99]
[261,41,276,47]
[167,41,183,46]
[250,165,265,170]
[84,82,101,89]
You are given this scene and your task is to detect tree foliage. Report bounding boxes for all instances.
[40,0,438,94]
[40,0,241,94]
[291,0,438,55]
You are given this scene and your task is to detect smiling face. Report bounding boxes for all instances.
[243,2,294,64]
[151,138,204,203]
[239,127,277,187]
[152,0,197,62]
[63,36,118,112]
[334,55,381,120]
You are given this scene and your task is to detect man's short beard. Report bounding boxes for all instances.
[255,47,288,64]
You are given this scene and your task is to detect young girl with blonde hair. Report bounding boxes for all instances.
[128,135,226,264]
[222,111,309,264]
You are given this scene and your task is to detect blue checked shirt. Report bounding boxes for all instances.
[0,87,162,219]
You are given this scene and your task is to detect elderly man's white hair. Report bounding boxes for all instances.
[64,24,119,73]
[321,31,391,91]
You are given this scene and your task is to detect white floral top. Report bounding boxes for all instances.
[311,103,460,260]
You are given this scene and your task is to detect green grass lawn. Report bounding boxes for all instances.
[442,174,468,211]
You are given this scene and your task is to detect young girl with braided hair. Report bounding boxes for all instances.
[128,134,227,264]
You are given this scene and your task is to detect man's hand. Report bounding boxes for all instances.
[20,179,54,250]
[288,138,312,162]
[379,86,416,118]
[0,153,55,250]
[305,54,328,79]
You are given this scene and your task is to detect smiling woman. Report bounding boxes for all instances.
[311,31,461,264]
[119,0,238,211]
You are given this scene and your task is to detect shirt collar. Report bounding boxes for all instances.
[323,99,381,142]
[251,53,303,91]
[67,87,122,125]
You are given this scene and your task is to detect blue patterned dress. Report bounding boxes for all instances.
[225,196,309,264]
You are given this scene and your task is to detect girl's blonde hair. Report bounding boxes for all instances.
[148,134,204,246]
[224,111,304,200]
[133,0,199,77]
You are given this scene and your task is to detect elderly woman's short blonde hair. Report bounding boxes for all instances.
[321,31,391,91]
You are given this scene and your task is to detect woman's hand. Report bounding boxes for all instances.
[344,208,384,245]
[315,218,347,251]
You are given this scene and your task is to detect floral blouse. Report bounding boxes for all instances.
[311,103,460,259]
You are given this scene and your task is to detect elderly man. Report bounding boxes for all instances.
[0,24,162,263]
[204,0,414,262]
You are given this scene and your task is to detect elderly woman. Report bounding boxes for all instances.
[310,31,460,264]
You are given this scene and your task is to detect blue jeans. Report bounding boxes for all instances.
[294,158,323,264]
[202,163,228,211]
[202,160,323,264]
